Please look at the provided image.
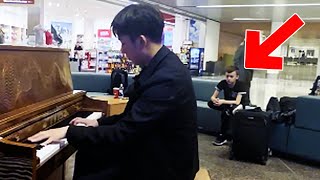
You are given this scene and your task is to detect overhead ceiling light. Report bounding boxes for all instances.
[56,3,60,7]
[197,3,320,8]
[302,17,320,20]
[233,17,320,21]
[233,18,270,21]
[136,0,207,22]
[48,2,52,6]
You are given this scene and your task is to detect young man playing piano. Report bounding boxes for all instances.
[29,4,199,180]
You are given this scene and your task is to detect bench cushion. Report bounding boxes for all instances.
[295,96,320,131]
[197,101,221,133]
[192,78,223,101]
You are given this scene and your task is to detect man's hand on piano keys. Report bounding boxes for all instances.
[69,117,99,127]
[27,126,69,146]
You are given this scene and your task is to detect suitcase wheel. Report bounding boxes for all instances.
[260,156,267,165]
[229,151,239,160]
[229,151,235,160]
[268,148,273,156]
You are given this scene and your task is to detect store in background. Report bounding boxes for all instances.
[71,28,135,74]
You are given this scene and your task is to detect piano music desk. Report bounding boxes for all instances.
[90,95,128,117]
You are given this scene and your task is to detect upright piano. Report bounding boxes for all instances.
[0,46,107,179]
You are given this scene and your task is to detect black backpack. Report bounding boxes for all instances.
[266,97,281,112]
[266,97,281,122]
[266,96,297,124]
[107,68,128,95]
[279,97,297,112]
[279,97,297,124]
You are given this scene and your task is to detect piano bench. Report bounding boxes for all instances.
[194,168,210,180]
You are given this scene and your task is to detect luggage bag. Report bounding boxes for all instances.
[229,108,270,165]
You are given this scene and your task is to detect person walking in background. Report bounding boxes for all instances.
[214,56,225,76]
[233,40,253,104]
[0,27,5,44]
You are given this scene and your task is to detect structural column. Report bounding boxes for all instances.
[261,21,284,107]
[172,15,188,53]
[83,18,94,49]
[27,0,44,35]
[317,47,320,76]
[204,19,220,69]
[267,21,284,78]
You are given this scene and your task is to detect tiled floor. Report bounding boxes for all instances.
[195,76,314,108]
[65,154,75,180]
[198,133,320,180]
[250,77,313,108]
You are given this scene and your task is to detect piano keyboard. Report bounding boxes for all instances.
[37,144,60,165]
[36,112,102,165]
[84,112,103,121]
[73,90,85,94]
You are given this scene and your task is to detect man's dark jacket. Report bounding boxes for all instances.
[233,44,253,83]
[66,46,199,180]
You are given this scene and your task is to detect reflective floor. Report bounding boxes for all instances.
[253,65,317,81]
[194,75,313,109]
[198,133,320,180]
[250,77,312,109]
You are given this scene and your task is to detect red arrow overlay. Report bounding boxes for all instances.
[245,13,305,70]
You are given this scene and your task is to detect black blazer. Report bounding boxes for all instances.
[66,46,199,180]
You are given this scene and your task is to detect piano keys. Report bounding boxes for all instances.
[36,112,102,166]
[0,46,108,180]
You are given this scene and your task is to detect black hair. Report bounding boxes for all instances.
[111,4,164,43]
[226,66,239,75]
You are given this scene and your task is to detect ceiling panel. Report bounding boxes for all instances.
[138,0,320,22]
[155,0,320,7]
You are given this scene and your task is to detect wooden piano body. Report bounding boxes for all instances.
[0,46,107,179]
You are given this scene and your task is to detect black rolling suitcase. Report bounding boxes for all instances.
[229,107,270,165]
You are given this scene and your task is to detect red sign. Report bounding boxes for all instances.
[244,13,305,70]
[98,29,111,38]
[161,12,175,24]
[0,0,34,4]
